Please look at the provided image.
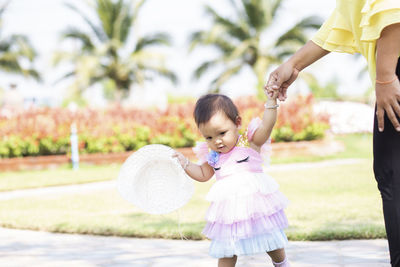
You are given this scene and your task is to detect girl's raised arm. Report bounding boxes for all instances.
[250,92,278,148]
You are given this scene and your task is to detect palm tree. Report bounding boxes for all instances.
[189,0,322,98]
[54,0,177,100]
[0,1,40,80]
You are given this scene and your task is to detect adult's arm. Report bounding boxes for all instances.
[266,41,330,100]
[375,23,400,132]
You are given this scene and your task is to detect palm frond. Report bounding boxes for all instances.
[53,70,76,85]
[61,28,95,51]
[276,49,297,59]
[0,38,12,51]
[295,15,323,30]
[0,56,22,73]
[213,37,237,54]
[23,69,42,82]
[228,0,241,15]
[148,67,178,84]
[276,16,322,46]
[57,0,175,97]
[188,31,205,51]
[0,35,36,60]
[193,59,220,80]
[97,0,119,40]
[204,5,249,40]
[276,30,308,47]
[189,29,237,55]
[131,0,146,23]
[242,0,267,30]
[211,64,242,89]
[271,0,283,18]
[226,39,253,63]
[64,2,107,42]
[13,35,36,61]
[134,33,171,52]
[119,2,134,43]
[0,34,40,79]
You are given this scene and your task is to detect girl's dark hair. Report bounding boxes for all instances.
[194,94,239,126]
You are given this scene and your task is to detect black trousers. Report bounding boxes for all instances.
[373,57,400,267]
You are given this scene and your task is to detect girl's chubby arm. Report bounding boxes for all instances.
[250,90,279,149]
[172,151,214,182]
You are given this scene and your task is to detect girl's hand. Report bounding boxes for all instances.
[375,77,400,132]
[172,151,189,169]
[265,61,300,101]
[264,86,279,100]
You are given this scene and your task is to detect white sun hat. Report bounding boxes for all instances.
[117,144,194,214]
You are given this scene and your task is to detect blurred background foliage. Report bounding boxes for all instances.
[0,0,372,159]
[189,0,322,98]
[0,1,40,81]
[52,0,177,103]
[0,95,328,158]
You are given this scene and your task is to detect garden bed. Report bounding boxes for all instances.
[0,137,344,171]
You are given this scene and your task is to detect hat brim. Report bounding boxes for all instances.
[117,144,194,214]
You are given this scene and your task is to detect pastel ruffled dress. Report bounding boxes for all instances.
[193,118,289,258]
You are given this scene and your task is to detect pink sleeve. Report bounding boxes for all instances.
[247,117,262,141]
[247,117,272,167]
[192,142,209,164]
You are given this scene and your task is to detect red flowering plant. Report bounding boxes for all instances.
[235,95,330,142]
[273,95,330,142]
[0,94,329,158]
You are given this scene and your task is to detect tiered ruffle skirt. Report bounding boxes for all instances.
[203,172,289,258]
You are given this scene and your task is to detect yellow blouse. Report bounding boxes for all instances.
[311,0,400,82]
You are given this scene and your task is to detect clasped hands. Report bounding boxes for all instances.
[265,62,400,132]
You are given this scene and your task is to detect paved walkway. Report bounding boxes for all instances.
[0,227,390,267]
[0,158,389,266]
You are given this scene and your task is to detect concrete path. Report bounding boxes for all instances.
[0,227,389,267]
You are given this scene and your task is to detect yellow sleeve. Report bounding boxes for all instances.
[311,8,357,54]
[360,0,400,41]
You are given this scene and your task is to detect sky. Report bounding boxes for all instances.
[1,0,371,107]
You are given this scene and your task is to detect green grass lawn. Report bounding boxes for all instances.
[0,163,120,192]
[0,133,373,191]
[0,160,385,241]
[271,133,372,164]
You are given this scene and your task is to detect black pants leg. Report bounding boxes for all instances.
[373,57,400,267]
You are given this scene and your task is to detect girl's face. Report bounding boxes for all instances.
[198,111,241,153]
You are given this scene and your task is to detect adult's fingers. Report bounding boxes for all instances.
[277,90,285,101]
[263,85,274,98]
[376,106,385,132]
[394,95,400,119]
[386,101,400,131]
[280,83,290,100]
[267,71,282,90]
[264,89,273,98]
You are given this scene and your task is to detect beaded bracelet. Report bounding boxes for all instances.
[264,103,279,109]
[376,76,397,85]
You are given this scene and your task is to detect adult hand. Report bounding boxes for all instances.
[265,62,300,101]
[375,77,400,132]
